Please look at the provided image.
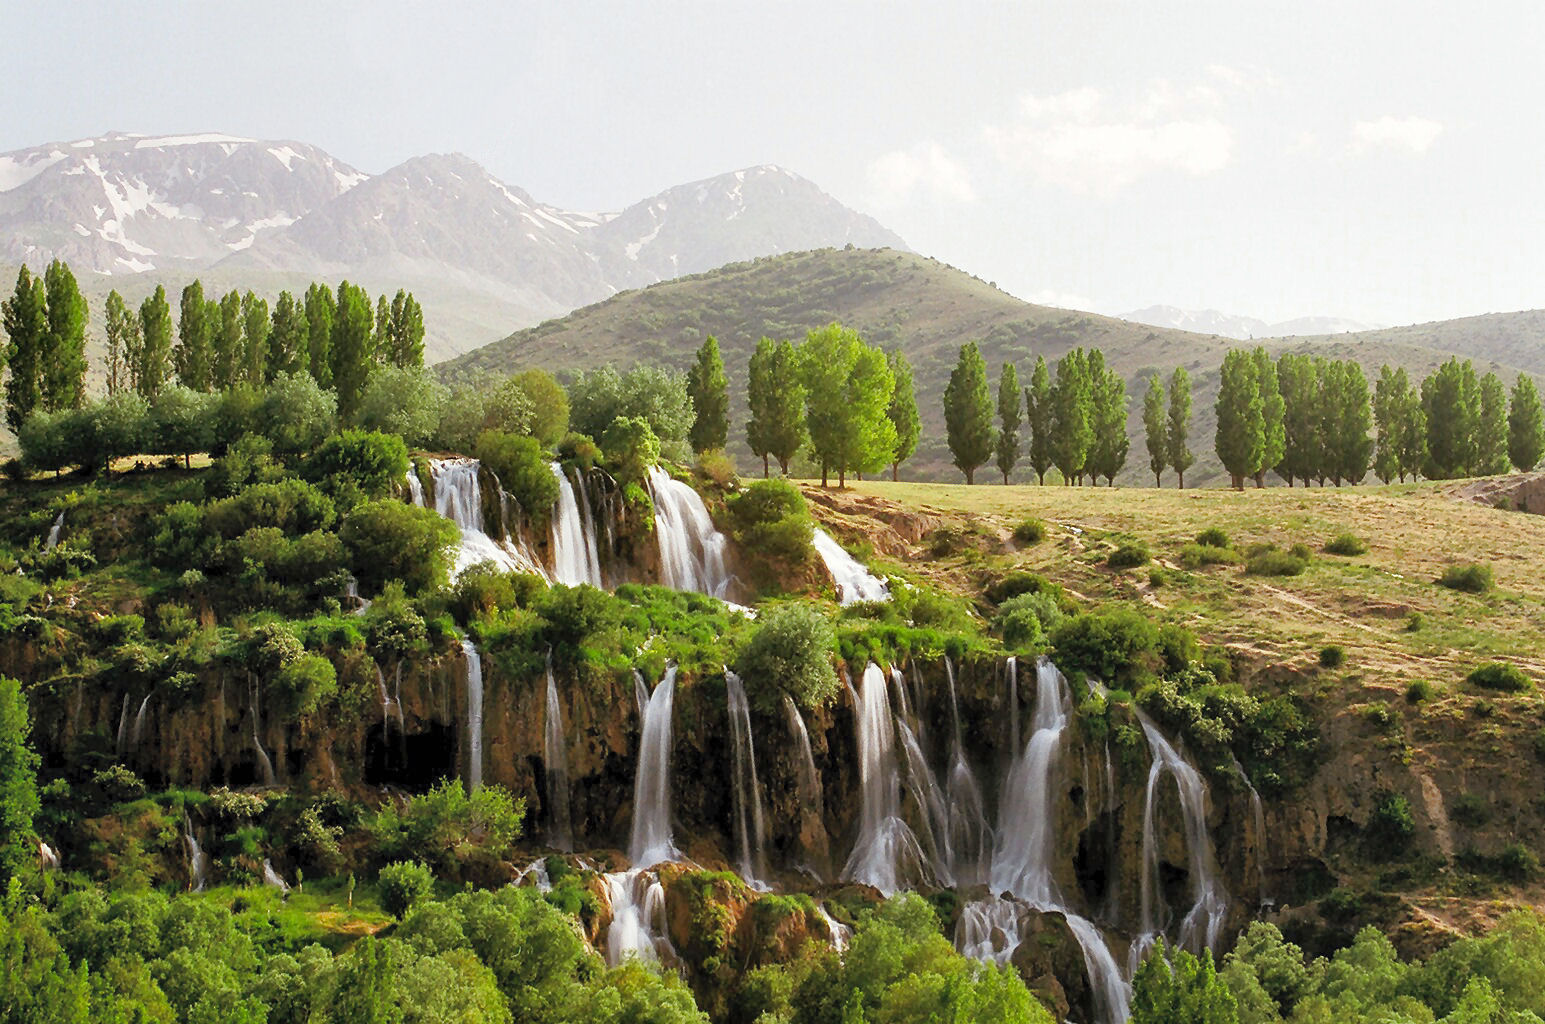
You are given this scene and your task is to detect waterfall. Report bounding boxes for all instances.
[130,694,152,752]
[895,718,954,883]
[428,458,546,578]
[646,466,734,599]
[515,857,553,892]
[783,696,826,863]
[1131,712,1230,967]
[114,693,130,758]
[462,640,484,791]
[812,528,890,604]
[725,669,768,886]
[960,658,1131,1024]
[262,859,290,893]
[545,655,573,851]
[816,904,852,952]
[38,841,59,871]
[549,463,605,587]
[185,819,208,892]
[841,663,928,893]
[943,657,991,886]
[629,665,680,868]
[604,869,672,966]
[251,684,277,787]
[1006,656,1020,758]
[44,511,64,551]
[405,469,426,507]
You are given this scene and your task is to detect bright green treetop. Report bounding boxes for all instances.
[175,280,212,391]
[686,334,729,453]
[995,361,1020,484]
[1024,355,1053,485]
[943,340,994,484]
[887,349,920,481]
[41,259,88,411]
[1167,365,1194,489]
[137,285,174,400]
[1143,373,1166,486]
[1508,373,1545,472]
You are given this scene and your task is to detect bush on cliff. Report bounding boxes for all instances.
[475,430,560,530]
[340,500,459,596]
[736,601,839,714]
[728,479,814,564]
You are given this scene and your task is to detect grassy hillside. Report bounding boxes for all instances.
[1281,310,1545,377]
[443,247,1540,486]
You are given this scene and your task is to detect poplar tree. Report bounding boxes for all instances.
[331,280,376,422]
[1275,354,1318,486]
[995,361,1020,484]
[268,290,307,380]
[1087,355,1128,485]
[746,337,776,476]
[1024,355,1053,485]
[1051,349,1092,485]
[886,350,920,482]
[1373,365,1407,484]
[212,290,243,391]
[41,260,88,411]
[800,323,894,487]
[373,294,391,359]
[1143,373,1166,486]
[241,291,270,387]
[686,335,729,453]
[175,280,212,391]
[1215,348,1263,489]
[1396,381,1427,482]
[1252,347,1284,488]
[386,289,424,368]
[1167,366,1194,489]
[1477,371,1511,476]
[137,285,174,399]
[1328,360,1372,484]
[1508,373,1545,472]
[1421,357,1479,478]
[103,290,134,395]
[943,341,994,484]
[305,282,336,387]
[2,267,46,432]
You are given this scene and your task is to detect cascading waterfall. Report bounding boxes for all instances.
[185,818,208,892]
[549,463,605,587]
[895,718,954,883]
[262,859,290,893]
[725,669,768,886]
[44,511,65,551]
[515,857,554,892]
[1131,712,1230,968]
[841,663,928,893]
[646,466,735,599]
[783,695,828,874]
[114,693,130,758]
[251,683,277,787]
[943,657,991,886]
[545,654,573,851]
[604,869,672,966]
[429,458,546,578]
[462,640,484,791]
[405,469,426,507]
[39,841,60,871]
[812,528,890,605]
[963,658,1131,1024]
[817,904,852,953]
[130,694,152,752]
[629,665,680,868]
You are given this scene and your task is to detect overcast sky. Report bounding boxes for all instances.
[6,0,1541,326]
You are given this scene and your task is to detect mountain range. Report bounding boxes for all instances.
[1119,305,1380,340]
[0,132,906,358]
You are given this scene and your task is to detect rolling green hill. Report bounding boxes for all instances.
[443,246,1541,486]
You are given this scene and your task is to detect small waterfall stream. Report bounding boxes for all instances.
[185,819,208,891]
[38,841,60,871]
[405,469,426,507]
[647,466,734,599]
[44,511,65,551]
[428,458,546,578]
[462,640,484,791]
[130,694,152,752]
[545,655,573,851]
[725,669,768,887]
[629,665,680,868]
[262,859,290,893]
[943,657,991,886]
[114,693,130,759]
[841,663,927,893]
[812,527,890,604]
[251,683,277,787]
[549,463,605,587]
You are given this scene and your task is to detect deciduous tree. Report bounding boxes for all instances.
[41,259,88,411]
[886,350,919,482]
[1024,355,1053,485]
[305,282,336,387]
[1215,348,1263,489]
[176,280,213,391]
[1051,349,1093,485]
[1143,373,1166,486]
[267,290,307,380]
[995,361,1020,484]
[1167,366,1194,489]
[2,267,46,432]
[137,285,174,399]
[331,280,376,422]
[686,335,729,454]
[1508,373,1544,472]
[943,341,994,484]
[800,323,895,487]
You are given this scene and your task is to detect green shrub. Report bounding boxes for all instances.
[1473,698,1495,717]
[557,432,601,472]
[475,430,560,529]
[1319,646,1345,669]
[1051,608,1164,686]
[1245,550,1307,577]
[1178,543,1240,569]
[1466,662,1532,693]
[1319,887,1364,922]
[378,860,435,918]
[1148,568,1165,588]
[1405,679,1434,704]
[304,430,410,504]
[1325,533,1368,556]
[203,478,337,539]
[1367,793,1415,851]
[984,571,1064,607]
[1013,518,1046,545]
[340,500,460,596]
[728,479,814,564]
[1438,563,1494,594]
[1195,527,1230,548]
[1107,542,1150,569]
[736,602,839,713]
[1288,542,1313,562]
[695,448,736,488]
[601,416,660,485]
[1452,793,1489,828]
[1497,843,1540,881]
[1405,612,1424,633]
[255,372,336,457]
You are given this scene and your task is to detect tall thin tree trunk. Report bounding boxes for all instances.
[762,455,769,478]
[892,463,899,482]
[1177,470,1184,489]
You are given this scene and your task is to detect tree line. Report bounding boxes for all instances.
[2,260,425,434]
[1208,346,1544,488]
[940,343,1196,486]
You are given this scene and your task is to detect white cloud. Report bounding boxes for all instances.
[1350,115,1444,154]
[865,142,975,206]
[984,85,1234,194]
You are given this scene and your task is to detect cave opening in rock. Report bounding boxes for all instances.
[365,721,457,791]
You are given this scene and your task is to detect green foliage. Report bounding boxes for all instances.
[378,860,435,918]
[1466,662,1531,693]
[728,479,814,565]
[1324,533,1368,556]
[1405,679,1434,704]
[570,364,694,443]
[1012,518,1045,544]
[273,653,338,718]
[0,679,40,882]
[1179,543,1240,569]
[1144,372,1168,485]
[1051,608,1163,686]
[1452,793,1490,828]
[993,592,1061,651]
[602,416,661,486]
[746,337,809,477]
[1244,549,1306,577]
[1367,792,1415,851]
[355,365,446,447]
[1131,942,1237,1024]
[305,430,410,506]
[886,350,920,479]
[736,602,839,713]
[372,779,524,871]
[1508,372,1545,472]
[1438,563,1494,594]
[340,500,460,596]
[1107,542,1150,568]
[330,281,375,422]
[256,372,337,457]
[1215,347,1265,488]
[476,431,560,528]
[996,360,1021,483]
[1319,645,1345,669]
[687,335,728,453]
[800,323,896,486]
[1167,366,1195,486]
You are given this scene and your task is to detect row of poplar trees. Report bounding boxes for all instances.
[0,261,425,433]
[681,325,922,486]
[943,343,1194,486]
[1212,347,1544,487]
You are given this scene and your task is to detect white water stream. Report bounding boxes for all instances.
[812,528,889,605]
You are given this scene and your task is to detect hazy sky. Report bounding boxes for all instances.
[7,1,1542,326]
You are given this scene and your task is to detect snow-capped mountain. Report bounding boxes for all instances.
[0,133,907,357]
[1120,304,1379,340]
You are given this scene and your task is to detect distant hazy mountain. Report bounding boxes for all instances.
[1121,304,1379,340]
[0,133,907,357]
